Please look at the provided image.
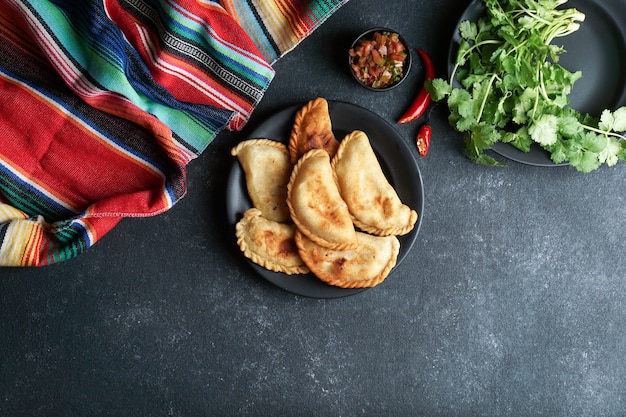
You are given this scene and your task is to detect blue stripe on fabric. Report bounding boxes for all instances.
[31,0,231,154]
[237,0,280,64]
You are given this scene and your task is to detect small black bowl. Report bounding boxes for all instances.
[348,27,412,91]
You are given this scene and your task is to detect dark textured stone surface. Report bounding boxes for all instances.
[2,1,625,416]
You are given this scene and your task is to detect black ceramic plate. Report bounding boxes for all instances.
[448,0,626,166]
[225,101,424,299]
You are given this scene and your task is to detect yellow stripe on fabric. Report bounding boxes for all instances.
[252,0,299,55]
[0,203,28,223]
[1,221,32,266]
[22,217,44,266]
[0,204,45,266]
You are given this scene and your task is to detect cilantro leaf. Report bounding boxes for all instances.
[508,126,533,152]
[569,148,601,173]
[608,107,626,132]
[557,115,582,137]
[426,78,451,101]
[512,88,536,124]
[599,109,616,131]
[459,20,477,41]
[547,139,567,164]
[529,114,559,146]
[613,107,626,131]
[582,132,607,154]
[598,137,621,167]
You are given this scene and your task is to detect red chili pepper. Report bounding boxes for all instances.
[416,122,432,156]
[397,48,435,124]
[415,104,436,157]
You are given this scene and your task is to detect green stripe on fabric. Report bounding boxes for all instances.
[307,1,325,23]
[29,2,223,154]
[315,0,332,15]
[48,223,88,263]
[0,180,64,222]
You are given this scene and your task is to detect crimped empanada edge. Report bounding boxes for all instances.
[230,138,289,157]
[286,149,358,251]
[295,230,400,288]
[235,209,310,275]
[352,209,418,237]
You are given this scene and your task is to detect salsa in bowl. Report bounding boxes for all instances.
[348,28,411,91]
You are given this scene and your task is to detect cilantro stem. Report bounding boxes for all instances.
[531,87,540,120]
[491,0,515,28]
[449,39,502,85]
[538,67,550,103]
[476,73,498,124]
[516,10,551,26]
[543,20,580,44]
[581,124,626,141]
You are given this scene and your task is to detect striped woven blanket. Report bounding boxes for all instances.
[0,0,348,266]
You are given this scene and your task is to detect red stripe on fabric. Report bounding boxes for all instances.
[0,75,172,216]
[216,0,239,25]
[82,216,121,245]
[20,224,37,266]
[274,0,311,38]
[39,230,53,266]
[134,26,253,113]
[34,224,45,266]
[296,0,319,28]
[0,3,43,59]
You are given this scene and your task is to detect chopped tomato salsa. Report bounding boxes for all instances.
[349,31,408,89]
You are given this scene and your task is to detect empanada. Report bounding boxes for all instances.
[235,208,309,275]
[332,130,417,236]
[295,229,400,288]
[231,139,292,223]
[288,97,340,164]
[287,149,357,250]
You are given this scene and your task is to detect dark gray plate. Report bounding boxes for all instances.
[226,101,424,298]
[449,0,626,166]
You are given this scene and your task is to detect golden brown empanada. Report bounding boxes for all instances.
[295,229,399,288]
[231,139,292,223]
[235,208,309,275]
[332,130,417,236]
[287,149,357,250]
[288,97,340,164]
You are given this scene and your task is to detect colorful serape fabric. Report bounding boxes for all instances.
[0,0,348,266]
[220,0,348,65]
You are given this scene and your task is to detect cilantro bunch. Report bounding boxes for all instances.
[428,0,626,172]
